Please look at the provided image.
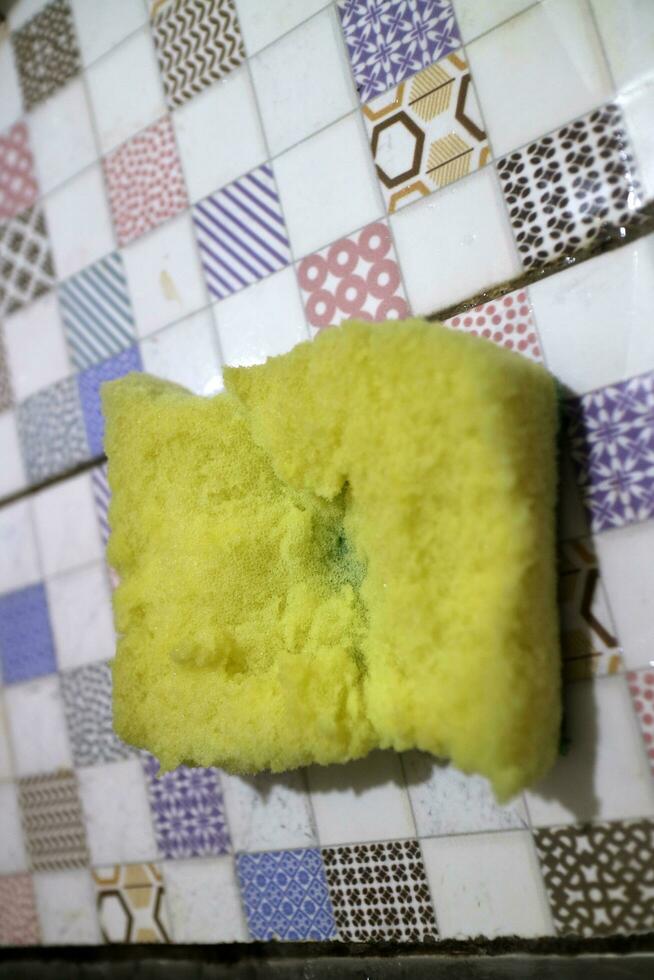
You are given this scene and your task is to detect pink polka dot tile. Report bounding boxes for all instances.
[443,289,542,363]
[0,121,38,221]
[296,221,409,333]
[628,669,654,775]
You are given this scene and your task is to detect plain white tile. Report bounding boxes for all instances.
[0,39,23,131]
[590,0,654,90]
[141,309,223,395]
[33,869,100,944]
[221,770,316,853]
[275,112,383,257]
[308,751,415,846]
[467,0,613,157]
[28,79,97,196]
[251,7,356,157]
[72,0,148,67]
[0,411,25,499]
[174,65,266,203]
[32,473,102,578]
[43,165,114,281]
[3,291,70,401]
[595,521,654,672]
[7,0,45,30]
[122,212,208,338]
[422,831,553,938]
[531,237,654,393]
[78,759,157,866]
[0,782,28,873]
[5,676,72,777]
[212,266,308,367]
[623,82,654,204]
[0,698,13,779]
[86,27,166,154]
[452,0,537,43]
[236,0,330,55]
[164,856,249,943]
[47,563,115,672]
[0,500,39,594]
[526,676,654,826]
[391,168,521,315]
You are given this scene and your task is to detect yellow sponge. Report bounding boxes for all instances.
[104,319,560,800]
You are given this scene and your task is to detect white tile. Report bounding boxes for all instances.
[3,291,70,401]
[526,676,654,826]
[466,0,613,158]
[307,751,415,846]
[422,831,553,938]
[47,563,115,672]
[0,38,23,131]
[403,752,528,837]
[0,500,39,594]
[7,0,45,30]
[33,869,100,945]
[141,309,223,395]
[590,0,654,91]
[236,0,330,54]
[43,165,114,281]
[28,79,97,196]
[78,759,157,865]
[452,0,537,43]
[0,698,13,779]
[391,168,521,315]
[174,65,266,204]
[72,0,148,67]
[0,782,28,873]
[251,7,356,157]
[122,212,208,338]
[595,521,654,672]
[624,83,654,204]
[275,112,383,257]
[212,266,308,367]
[221,770,316,853]
[86,28,166,154]
[32,473,102,578]
[531,236,654,393]
[164,856,248,943]
[5,676,72,777]
[0,411,25,499]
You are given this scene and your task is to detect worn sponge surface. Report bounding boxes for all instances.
[105,319,560,800]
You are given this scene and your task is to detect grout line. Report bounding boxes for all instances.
[397,752,440,933]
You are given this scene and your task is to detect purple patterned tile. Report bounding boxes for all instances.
[337,0,461,102]
[77,346,142,457]
[565,372,654,533]
[0,583,57,684]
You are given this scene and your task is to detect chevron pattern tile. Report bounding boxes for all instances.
[18,770,90,872]
[153,0,246,110]
[0,205,56,318]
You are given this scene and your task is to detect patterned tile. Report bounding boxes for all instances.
[92,462,111,550]
[565,371,654,534]
[0,583,57,684]
[18,770,89,872]
[444,288,542,362]
[0,324,14,412]
[16,376,88,484]
[338,0,461,103]
[363,51,488,213]
[103,116,188,248]
[322,840,438,942]
[534,820,654,937]
[498,104,644,271]
[0,121,38,220]
[61,662,131,768]
[93,863,171,944]
[297,220,409,331]
[0,873,39,946]
[58,252,136,371]
[142,754,230,860]
[77,345,143,458]
[153,0,246,110]
[0,204,56,318]
[237,848,337,941]
[628,670,654,777]
[11,0,81,112]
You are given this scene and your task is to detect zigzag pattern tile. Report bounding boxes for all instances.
[18,770,89,872]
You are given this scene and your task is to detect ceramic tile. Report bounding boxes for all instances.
[8,0,51,31]
[0,411,25,499]
[28,78,97,196]
[422,831,552,938]
[78,760,157,866]
[91,462,111,551]
[61,662,131,768]
[235,0,330,54]
[337,0,462,103]
[624,84,654,204]
[0,204,56,318]
[11,0,81,112]
[32,472,102,577]
[77,345,143,457]
[590,0,654,91]
[163,856,248,943]
[451,0,536,43]
[193,164,291,301]
[0,583,57,684]
[275,112,383,258]
[3,290,69,401]
[104,116,188,248]
[18,769,89,871]
[0,500,39,595]
[5,675,72,776]
[152,0,245,110]
[212,266,307,367]
[220,770,316,853]
[307,751,415,847]
[0,121,38,220]
[0,873,39,945]
[391,167,520,315]
[236,848,337,941]
[0,41,23,132]
[297,219,408,332]
[535,819,654,937]
[47,562,115,671]
[17,376,88,484]
[93,863,171,944]
[33,868,100,944]
[141,309,223,395]
[0,324,13,411]
[595,521,654,671]
[323,839,438,942]
[443,286,541,361]
[0,783,29,873]
[43,164,114,281]
[71,0,148,67]
[628,670,654,777]
[0,700,13,780]
[466,0,611,159]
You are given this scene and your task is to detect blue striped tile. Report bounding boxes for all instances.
[92,462,111,549]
